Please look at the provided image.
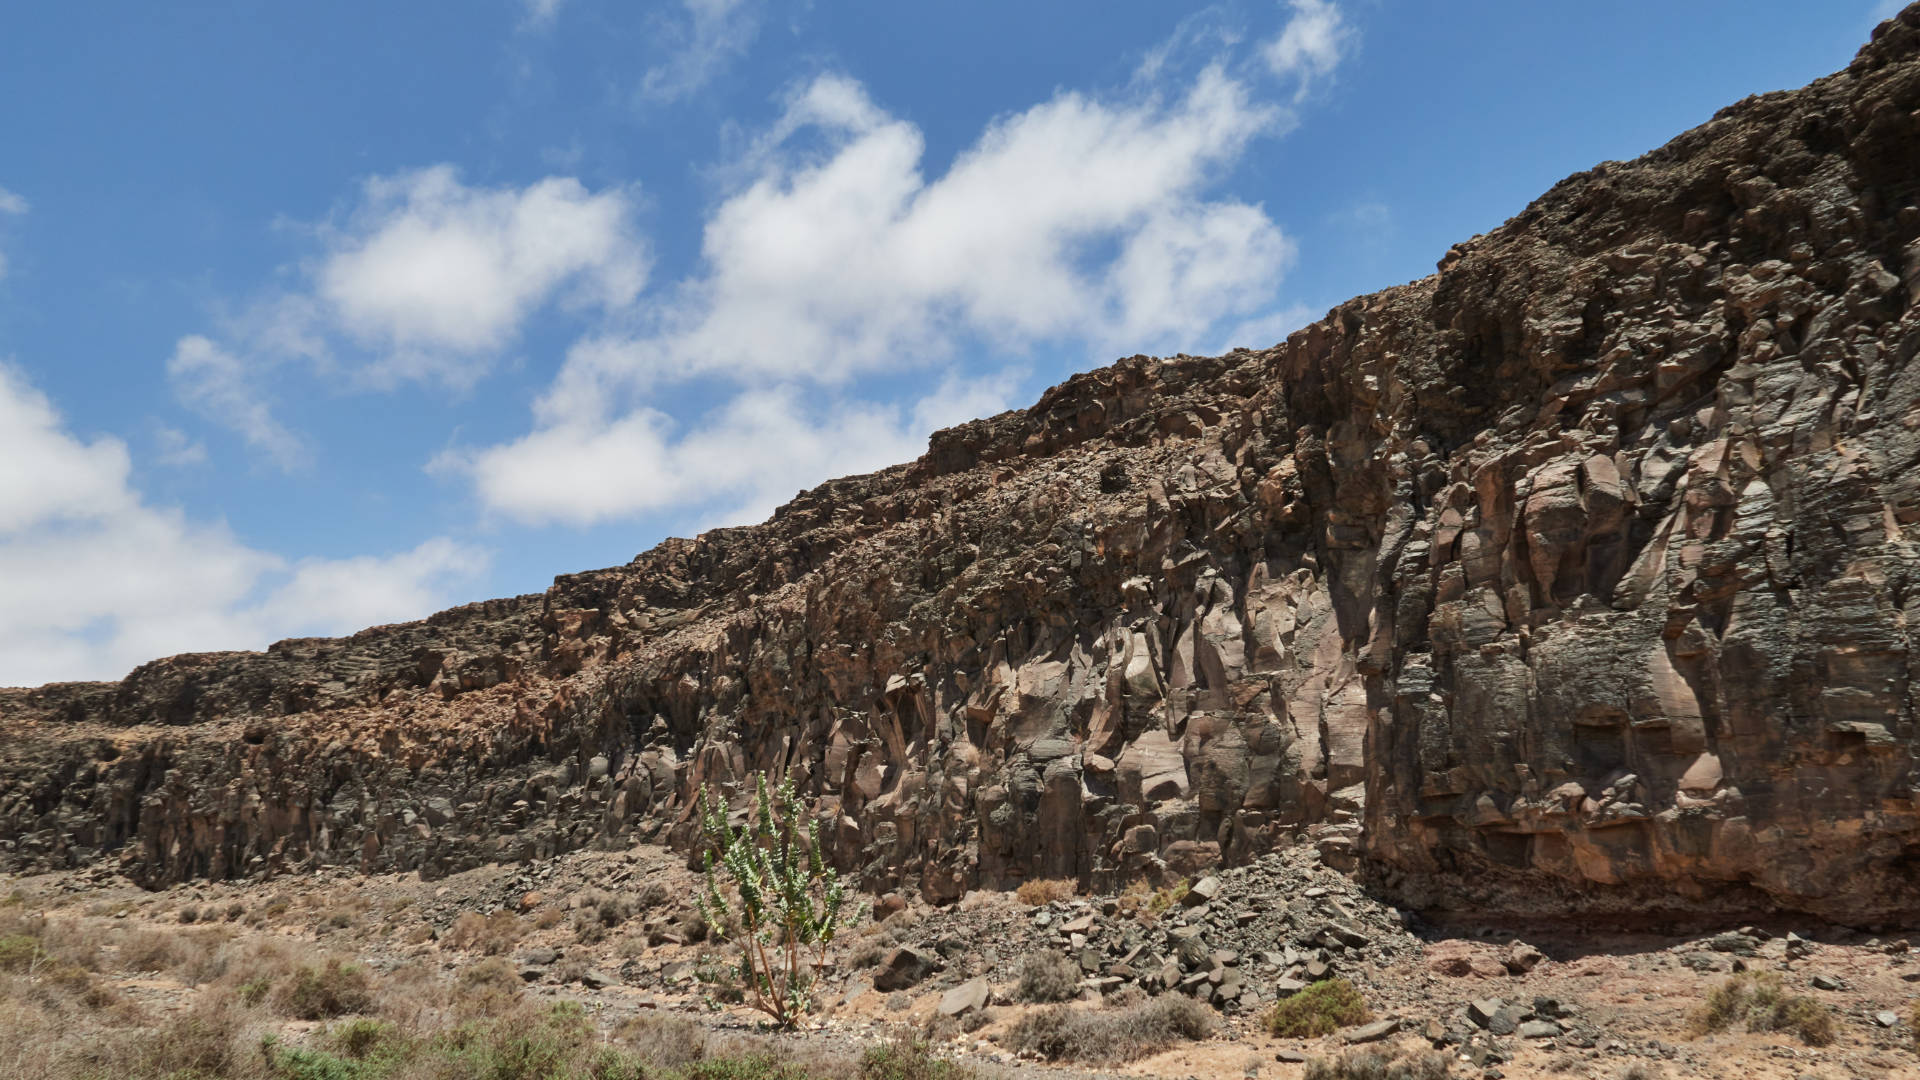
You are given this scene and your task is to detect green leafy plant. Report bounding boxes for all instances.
[1263,978,1371,1038]
[696,774,846,1029]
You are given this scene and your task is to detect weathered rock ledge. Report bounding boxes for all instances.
[6,8,1920,924]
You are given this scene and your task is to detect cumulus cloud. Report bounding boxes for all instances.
[317,166,647,377]
[167,335,308,468]
[444,54,1307,527]
[0,365,487,686]
[639,0,761,104]
[1264,0,1351,98]
[439,370,1019,528]
[169,167,647,460]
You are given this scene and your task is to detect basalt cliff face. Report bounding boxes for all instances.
[8,12,1920,923]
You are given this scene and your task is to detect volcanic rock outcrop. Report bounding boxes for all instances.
[7,10,1920,923]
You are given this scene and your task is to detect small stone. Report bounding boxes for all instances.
[873,946,941,991]
[1344,1019,1401,1044]
[1504,941,1546,973]
[1810,973,1843,991]
[1273,977,1307,997]
[1517,1020,1561,1039]
[1875,1010,1900,1028]
[580,969,616,989]
[1275,1050,1307,1063]
[1488,1005,1527,1037]
[1185,877,1221,906]
[938,978,991,1016]
[1468,998,1506,1029]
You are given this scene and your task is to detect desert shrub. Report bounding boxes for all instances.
[272,957,375,1020]
[176,903,200,924]
[1306,1047,1453,1080]
[1691,971,1834,1046]
[0,935,41,972]
[614,1010,711,1067]
[1264,978,1371,1038]
[1015,879,1077,907]
[1003,995,1213,1063]
[117,928,187,973]
[1116,879,1189,918]
[534,906,565,930]
[451,956,524,1018]
[226,900,248,921]
[444,910,526,955]
[116,992,263,1079]
[859,1037,970,1080]
[1015,952,1083,1003]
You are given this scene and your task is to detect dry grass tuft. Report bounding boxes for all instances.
[1002,995,1214,1063]
[1015,952,1083,1003]
[444,909,527,955]
[1305,1047,1453,1080]
[1014,879,1078,907]
[269,956,375,1020]
[1691,971,1834,1046]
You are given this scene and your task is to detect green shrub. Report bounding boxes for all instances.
[1691,971,1833,1046]
[1264,978,1371,1038]
[696,775,847,1029]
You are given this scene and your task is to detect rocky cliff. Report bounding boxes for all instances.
[7,10,1920,924]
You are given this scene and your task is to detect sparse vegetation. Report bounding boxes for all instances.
[443,909,526,955]
[1691,971,1834,1046]
[1114,878,1189,919]
[1014,951,1082,1003]
[271,957,376,1020]
[1014,878,1077,906]
[696,775,847,1029]
[1263,978,1372,1038]
[1002,994,1214,1063]
[858,1037,970,1080]
[1305,1047,1453,1080]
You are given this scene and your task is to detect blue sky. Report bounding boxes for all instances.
[0,0,1899,686]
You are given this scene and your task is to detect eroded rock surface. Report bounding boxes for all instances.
[7,9,1920,922]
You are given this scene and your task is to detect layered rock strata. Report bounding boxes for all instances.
[7,10,1920,922]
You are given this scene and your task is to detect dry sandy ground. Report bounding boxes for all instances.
[6,842,1918,1080]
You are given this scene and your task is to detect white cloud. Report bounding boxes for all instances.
[152,426,208,467]
[639,0,761,104]
[0,364,487,687]
[1264,0,1351,99]
[316,166,648,379]
[439,370,1020,528]
[169,167,647,461]
[454,54,1308,527]
[168,335,308,468]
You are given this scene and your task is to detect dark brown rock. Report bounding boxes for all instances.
[4,9,1920,927]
